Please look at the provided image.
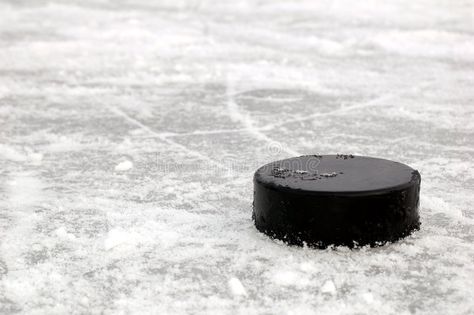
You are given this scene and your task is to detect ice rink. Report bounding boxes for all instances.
[1,0,473,314]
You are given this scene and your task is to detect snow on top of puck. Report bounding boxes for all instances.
[115,160,133,171]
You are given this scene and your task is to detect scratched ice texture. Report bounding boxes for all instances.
[0,0,473,314]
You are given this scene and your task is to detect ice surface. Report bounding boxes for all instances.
[0,0,473,314]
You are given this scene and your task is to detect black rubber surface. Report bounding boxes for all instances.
[252,155,421,248]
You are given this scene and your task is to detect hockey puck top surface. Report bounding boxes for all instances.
[255,154,418,195]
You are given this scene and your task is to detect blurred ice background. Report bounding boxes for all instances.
[0,0,473,314]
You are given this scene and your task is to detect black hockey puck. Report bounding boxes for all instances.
[252,155,421,248]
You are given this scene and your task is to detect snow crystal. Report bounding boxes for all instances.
[114,160,134,172]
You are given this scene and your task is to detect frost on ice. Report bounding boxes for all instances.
[0,0,473,314]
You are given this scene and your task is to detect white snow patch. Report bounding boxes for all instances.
[228,277,247,296]
[28,152,43,164]
[369,30,474,61]
[7,172,44,207]
[0,144,27,162]
[320,279,337,295]
[362,292,375,304]
[0,145,43,164]
[1,172,46,274]
[421,195,467,223]
[299,262,317,272]
[115,160,133,171]
[273,270,299,286]
[55,226,76,241]
[104,228,133,250]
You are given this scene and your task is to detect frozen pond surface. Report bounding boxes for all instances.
[0,0,473,314]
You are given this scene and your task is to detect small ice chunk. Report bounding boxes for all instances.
[55,227,76,241]
[362,292,374,304]
[320,279,337,295]
[104,228,130,250]
[228,277,247,296]
[115,160,133,171]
